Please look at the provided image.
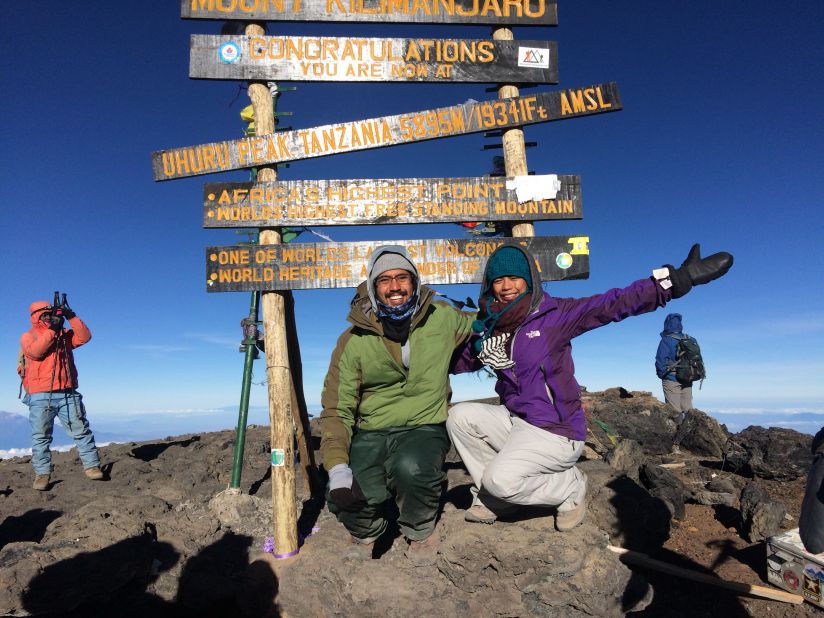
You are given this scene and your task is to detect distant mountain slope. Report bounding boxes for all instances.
[0,411,31,451]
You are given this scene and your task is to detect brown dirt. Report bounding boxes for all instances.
[640,462,818,617]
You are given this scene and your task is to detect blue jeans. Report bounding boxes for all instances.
[25,390,100,475]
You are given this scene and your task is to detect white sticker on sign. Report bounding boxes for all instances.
[506,174,561,202]
[219,42,241,64]
[518,47,550,69]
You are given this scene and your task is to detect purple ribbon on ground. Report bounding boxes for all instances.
[262,526,320,558]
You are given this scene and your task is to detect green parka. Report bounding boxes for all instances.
[319,281,474,469]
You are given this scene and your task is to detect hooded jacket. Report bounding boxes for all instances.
[20,301,91,394]
[655,313,683,381]
[453,245,671,441]
[319,247,475,469]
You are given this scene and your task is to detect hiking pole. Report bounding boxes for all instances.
[229,287,261,489]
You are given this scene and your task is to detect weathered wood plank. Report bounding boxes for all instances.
[180,0,557,26]
[189,35,557,84]
[205,235,590,292]
[203,174,581,227]
[152,83,621,181]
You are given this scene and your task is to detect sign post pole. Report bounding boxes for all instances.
[230,287,260,489]
[493,26,534,239]
[246,22,299,559]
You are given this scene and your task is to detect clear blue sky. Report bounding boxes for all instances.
[2,1,822,441]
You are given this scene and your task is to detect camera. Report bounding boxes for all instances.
[49,291,68,316]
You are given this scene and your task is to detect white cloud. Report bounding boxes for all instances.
[183,332,239,349]
[711,406,824,415]
[0,442,117,460]
[118,407,226,417]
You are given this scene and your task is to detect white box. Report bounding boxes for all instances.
[766,528,824,607]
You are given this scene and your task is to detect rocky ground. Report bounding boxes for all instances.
[0,388,820,617]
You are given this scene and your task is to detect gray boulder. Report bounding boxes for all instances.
[585,389,678,456]
[739,481,787,542]
[726,426,813,480]
[605,439,645,478]
[673,409,729,458]
[639,464,687,520]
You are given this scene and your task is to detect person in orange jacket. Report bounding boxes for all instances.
[19,298,103,490]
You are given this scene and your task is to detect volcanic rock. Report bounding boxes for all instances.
[726,426,813,481]
[739,481,787,542]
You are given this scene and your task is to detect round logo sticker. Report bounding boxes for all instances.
[556,252,573,269]
[783,569,799,590]
[219,42,241,64]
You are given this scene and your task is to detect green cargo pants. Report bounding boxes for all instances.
[327,424,450,542]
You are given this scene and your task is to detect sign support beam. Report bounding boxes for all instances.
[494,26,533,239]
[246,22,299,560]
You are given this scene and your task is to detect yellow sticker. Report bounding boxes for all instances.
[568,236,590,255]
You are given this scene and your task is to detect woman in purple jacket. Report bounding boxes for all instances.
[448,244,732,531]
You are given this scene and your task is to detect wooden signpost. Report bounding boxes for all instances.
[205,235,591,292]
[152,83,620,180]
[157,0,623,563]
[181,0,558,26]
[202,174,582,227]
[189,35,558,83]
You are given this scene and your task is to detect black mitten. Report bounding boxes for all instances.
[664,244,734,299]
[329,478,367,512]
[49,315,65,332]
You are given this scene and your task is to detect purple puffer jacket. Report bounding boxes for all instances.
[452,246,671,441]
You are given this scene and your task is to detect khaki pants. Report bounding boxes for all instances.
[446,402,584,512]
[662,379,693,413]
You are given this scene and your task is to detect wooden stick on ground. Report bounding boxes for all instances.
[607,545,804,605]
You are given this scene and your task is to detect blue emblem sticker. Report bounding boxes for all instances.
[219,42,241,64]
[556,252,573,269]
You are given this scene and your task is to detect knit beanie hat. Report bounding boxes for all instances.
[483,246,532,295]
[367,246,418,312]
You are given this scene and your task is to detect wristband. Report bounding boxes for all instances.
[652,267,673,290]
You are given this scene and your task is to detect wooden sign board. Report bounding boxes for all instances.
[180,0,557,26]
[189,35,558,84]
[203,174,581,227]
[205,235,590,292]
[152,83,621,181]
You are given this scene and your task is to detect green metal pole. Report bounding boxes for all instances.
[230,288,260,489]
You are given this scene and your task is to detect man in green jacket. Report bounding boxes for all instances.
[320,245,474,559]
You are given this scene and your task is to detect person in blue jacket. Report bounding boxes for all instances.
[655,313,693,413]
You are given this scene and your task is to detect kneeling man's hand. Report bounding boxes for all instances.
[330,479,368,512]
[328,463,368,512]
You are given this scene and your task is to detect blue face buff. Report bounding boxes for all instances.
[376,295,418,321]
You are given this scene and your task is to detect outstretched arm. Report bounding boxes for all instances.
[559,244,734,340]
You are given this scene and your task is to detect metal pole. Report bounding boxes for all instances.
[230,288,260,489]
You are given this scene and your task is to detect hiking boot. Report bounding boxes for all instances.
[465,502,499,524]
[32,474,50,491]
[465,499,518,524]
[555,472,588,532]
[342,532,381,560]
[406,533,440,566]
[84,466,104,480]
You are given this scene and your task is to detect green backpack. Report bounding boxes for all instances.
[668,334,706,385]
